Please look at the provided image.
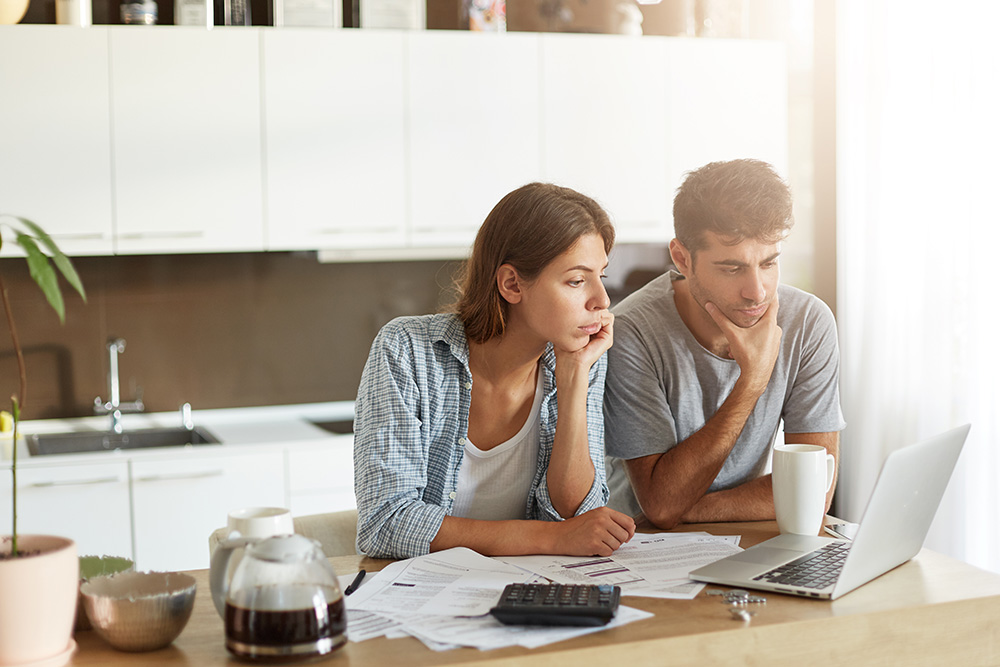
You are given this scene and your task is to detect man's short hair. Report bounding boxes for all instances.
[673,159,793,254]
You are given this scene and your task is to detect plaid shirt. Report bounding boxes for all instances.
[354,313,610,559]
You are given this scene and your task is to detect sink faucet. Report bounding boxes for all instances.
[94,337,145,434]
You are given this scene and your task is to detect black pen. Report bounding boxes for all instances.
[345,569,366,596]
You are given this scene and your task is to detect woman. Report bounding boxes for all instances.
[354,183,636,559]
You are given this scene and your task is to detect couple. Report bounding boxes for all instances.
[354,159,845,560]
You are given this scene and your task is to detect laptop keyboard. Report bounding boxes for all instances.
[753,541,852,590]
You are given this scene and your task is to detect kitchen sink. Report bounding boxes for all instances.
[26,426,220,456]
[310,419,354,435]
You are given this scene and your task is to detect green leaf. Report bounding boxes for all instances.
[11,396,20,422]
[15,218,86,301]
[52,253,87,302]
[16,233,65,324]
[14,217,46,239]
[17,216,45,240]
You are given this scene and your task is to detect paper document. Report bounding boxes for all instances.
[614,533,742,581]
[348,547,529,617]
[344,534,740,650]
[496,554,646,586]
[398,604,653,651]
[499,533,742,600]
[344,546,652,651]
[345,610,402,643]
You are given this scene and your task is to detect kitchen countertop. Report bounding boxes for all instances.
[0,401,355,467]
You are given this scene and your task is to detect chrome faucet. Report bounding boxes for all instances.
[94,337,145,434]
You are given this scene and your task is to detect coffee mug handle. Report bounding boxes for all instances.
[824,453,836,492]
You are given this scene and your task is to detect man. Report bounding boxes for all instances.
[604,159,845,528]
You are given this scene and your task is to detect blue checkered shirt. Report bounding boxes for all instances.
[354,313,610,559]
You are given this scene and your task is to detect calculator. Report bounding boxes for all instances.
[489,583,621,627]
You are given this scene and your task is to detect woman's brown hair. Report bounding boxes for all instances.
[455,182,614,344]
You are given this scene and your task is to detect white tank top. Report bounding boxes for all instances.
[451,369,544,521]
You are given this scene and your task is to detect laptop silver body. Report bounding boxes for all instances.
[690,424,970,600]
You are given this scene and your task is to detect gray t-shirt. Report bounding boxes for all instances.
[604,272,846,517]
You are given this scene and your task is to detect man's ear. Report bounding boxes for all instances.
[497,264,524,304]
[669,239,693,277]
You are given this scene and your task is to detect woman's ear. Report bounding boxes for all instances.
[496,264,523,304]
[669,239,693,277]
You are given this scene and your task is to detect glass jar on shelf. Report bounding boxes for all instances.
[121,0,158,23]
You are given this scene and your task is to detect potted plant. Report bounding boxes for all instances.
[1,215,87,665]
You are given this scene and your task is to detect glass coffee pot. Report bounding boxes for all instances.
[210,534,346,661]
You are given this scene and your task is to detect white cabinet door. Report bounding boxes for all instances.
[664,39,788,187]
[0,26,115,256]
[541,34,670,244]
[130,449,284,572]
[263,29,407,251]
[286,439,354,516]
[407,31,543,249]
[109,27,264,255]
[0,460,132,560]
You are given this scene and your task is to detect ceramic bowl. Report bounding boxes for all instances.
[80,571,196,652]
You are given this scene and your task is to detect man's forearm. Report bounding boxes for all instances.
[677,433,841,524]
[629,377,766,528]
[680,474,775,523]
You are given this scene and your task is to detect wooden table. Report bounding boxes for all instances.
[67,520,1000,666]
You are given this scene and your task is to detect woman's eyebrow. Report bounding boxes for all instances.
[563,263,609,273]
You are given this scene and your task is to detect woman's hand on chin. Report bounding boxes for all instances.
[556,311,614,372]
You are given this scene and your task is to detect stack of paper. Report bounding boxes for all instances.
[341,533,741,652]
[499,532,741,599]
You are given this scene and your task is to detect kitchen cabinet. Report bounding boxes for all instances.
[0,26,115,256]
[1,441,353,571]
[262,29,407,251]
[663,39,788,191]
[407,31,543,249]
[541,34,671,244]
[0,460,132,559]
[109,27,265,255]
[3,405,357,572]
[285,439,355,516]
[4,27,787,257]
[130,449,284,571]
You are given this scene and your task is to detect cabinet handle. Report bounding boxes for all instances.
[411,227,471,234]
[29,476,121,488]
[118,231,205,240]
[315,227,397,235]
[50,233,109,241]
[135,470,224,483]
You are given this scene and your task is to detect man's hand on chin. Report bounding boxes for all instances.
[705,296,782,395]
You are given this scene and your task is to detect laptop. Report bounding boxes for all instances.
[690,423,970,600]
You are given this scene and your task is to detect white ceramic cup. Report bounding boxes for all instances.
[226,507,294,540]
[772,444,835,536]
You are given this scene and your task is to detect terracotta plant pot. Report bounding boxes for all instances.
[0,535,78,665]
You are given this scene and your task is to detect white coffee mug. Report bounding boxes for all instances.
[227,507,294,540]
[772,444,835,536]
